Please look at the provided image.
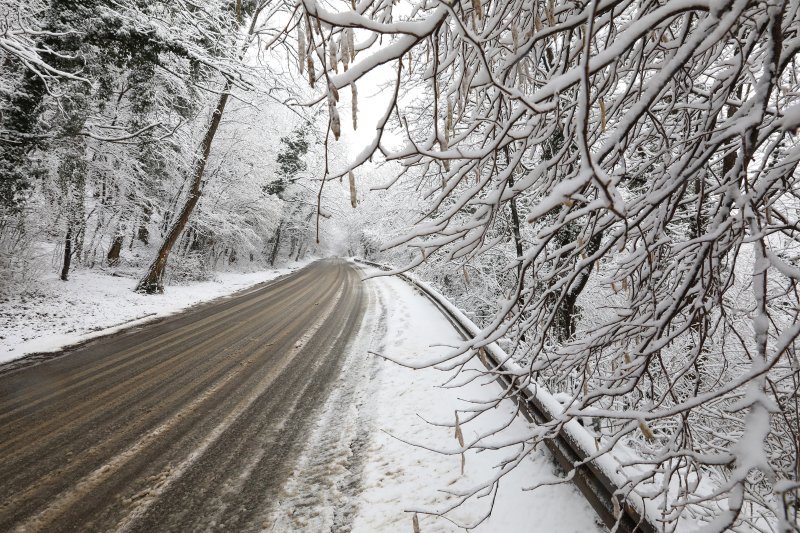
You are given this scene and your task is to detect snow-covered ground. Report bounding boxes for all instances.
[0,261,310,364]
[348,270,602,532]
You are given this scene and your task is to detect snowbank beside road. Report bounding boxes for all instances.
[352,271,602,532]
[0,262,309,364]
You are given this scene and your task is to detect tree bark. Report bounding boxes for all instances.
[137,205,151,245]
[107,234,123,266]
[507,175,523,279]
[135,88,230,293]
[61,225,73,281]
[268,223,282,266]
[555,231,602,342]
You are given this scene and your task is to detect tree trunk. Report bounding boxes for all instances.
[137,205,151,245]
[107,234,123,266]
[136,88,230,293]
[268,223,282,266]
[135,4,268,293]
[507,175,523,279]
[555,231,602,342]
[61,225,73,281]
[687,101,738,387]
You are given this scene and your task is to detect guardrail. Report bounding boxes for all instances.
[354,258,658,533]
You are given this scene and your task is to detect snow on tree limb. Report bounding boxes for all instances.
[304,0,800,528]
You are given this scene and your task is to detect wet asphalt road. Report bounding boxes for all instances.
[0,259,367,532]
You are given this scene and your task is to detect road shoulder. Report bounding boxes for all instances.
[350,271,603,532]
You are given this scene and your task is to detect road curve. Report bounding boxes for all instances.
[0,258,367,532]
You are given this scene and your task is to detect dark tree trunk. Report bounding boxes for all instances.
[508,175,523,278]
[555,231,602,342]
[268,223,282,266]
[61,225,73,281]
[557,292,579,341]
[136,88,230,293]
[107,235,123,266]
[137,206,151,245]
[687,101,738,388]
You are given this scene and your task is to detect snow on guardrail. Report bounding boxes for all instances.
[353,258,660,533]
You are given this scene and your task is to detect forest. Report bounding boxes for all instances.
[2,0,800,531]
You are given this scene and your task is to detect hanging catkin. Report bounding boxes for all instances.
[442,125,450,172]
[329,39,338,73]
[298,26,306,74]
[341,35,350,71]
[471,0,481,20]
[347,28,355,60]
[446,99,453,133]
[599,98,607,131]
[328,80,339,102]
[348,171,357,208]
[351,83,358,130]
[639,421,655,442]
[455,411,465,475]
[460,66,470,102]
[521,58,531,81]
[511,23,519,53]
[329,93,340,140]
[330,108,341,139]
[305,15,314,86]
[307,56,315,86]
[305,15,313,42]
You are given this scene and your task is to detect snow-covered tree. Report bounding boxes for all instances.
[0,0,325,291]
[301,0,800,529]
